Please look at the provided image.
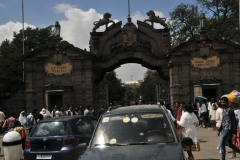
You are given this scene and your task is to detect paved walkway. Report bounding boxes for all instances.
[188,127,238,160]
[0,127,238,160]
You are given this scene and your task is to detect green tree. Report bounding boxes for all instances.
[169,0,240,46]
[168,3,200,47]
[99,71,125,105]
[197,0,239,43]
[11,27,54,51]
[124,84,140,105]
[140,70,167,104]
[0,40,22,98]
[0,26,55,98]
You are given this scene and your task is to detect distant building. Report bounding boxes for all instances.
[123,80,143,86]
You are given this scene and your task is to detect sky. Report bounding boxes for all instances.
[0,0,196,83]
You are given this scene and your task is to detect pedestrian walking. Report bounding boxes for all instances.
[18,111,27,127]
[216,103,223,153]
[41,109,50,119]
[166,103,176,122]
[26,112,36,134]
[51,105,58,118]
[74,107,80,115]
[229,104,240,158]
[40,108,51,118]
[176,102,183,127]
[98,105,106,118]
[2,113,17,133]
[59,107,66,116]
[84,105,94,116]
[67,106,76,116]
[13,120,26,150]
[192,99,199,118]
[209,99,218,131]
[18,111,27,138]
[177,104,200,160]
[217,97,240,160]
[55,111,61,117]
[36,114,43,123]
[199,100,208,128]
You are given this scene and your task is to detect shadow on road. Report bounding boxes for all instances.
[198,139,208,143]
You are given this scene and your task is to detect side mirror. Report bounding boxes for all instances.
[181,137,193,146]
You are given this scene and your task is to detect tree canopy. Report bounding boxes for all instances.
[0,27,55,98]
[169,0,240,46]
[140,70,167,104]
[98,71,125,105]
[168,3,200,46]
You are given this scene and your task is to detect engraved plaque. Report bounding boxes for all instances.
[191,56,220,69]
[45,63,72,76]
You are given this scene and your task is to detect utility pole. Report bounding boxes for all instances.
[22,0,25,82]
[128,0,130,18]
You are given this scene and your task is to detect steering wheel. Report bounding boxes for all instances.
[145,130,167,142]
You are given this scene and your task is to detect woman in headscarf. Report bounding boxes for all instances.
[18,111,27,127]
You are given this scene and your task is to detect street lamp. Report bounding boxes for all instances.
[199,13,206,30]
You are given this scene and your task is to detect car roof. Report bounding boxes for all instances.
[103,105,165,116]
[38,115,97,123]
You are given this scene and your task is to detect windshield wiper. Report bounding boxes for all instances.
[128,141,173,145]
[94,143,127,146]
[127,142,149,145]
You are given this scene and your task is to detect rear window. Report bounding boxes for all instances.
[31,122,67,137]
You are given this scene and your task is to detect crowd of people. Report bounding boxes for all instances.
[0,104,96,151]
[159,97,240,160]
[1,97,240,160]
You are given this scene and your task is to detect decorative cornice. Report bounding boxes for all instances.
[212,46,227,50]
[44,84,73,90]
[192,77,222,84]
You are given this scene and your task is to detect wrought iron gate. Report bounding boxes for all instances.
[93,83,108,114]
[155,82,170,104]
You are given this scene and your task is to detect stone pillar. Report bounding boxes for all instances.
[194,84,202,98]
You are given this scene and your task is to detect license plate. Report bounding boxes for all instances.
[36,155,52,159]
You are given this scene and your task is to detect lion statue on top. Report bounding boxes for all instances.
[92,12,115,32]
[144,10,168,29]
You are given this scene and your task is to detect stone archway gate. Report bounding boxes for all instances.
[90,16,170,109]
[22,11,171,114]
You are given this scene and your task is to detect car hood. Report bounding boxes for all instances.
[80,143,184,160]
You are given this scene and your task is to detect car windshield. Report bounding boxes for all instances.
[92,112,175,146]
[31,122,68,137]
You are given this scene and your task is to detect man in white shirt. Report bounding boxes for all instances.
[198,101,208,128]
[67,106,75,116]
[84,105,94,116]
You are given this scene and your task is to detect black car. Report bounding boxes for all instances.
[79,105,193,160]
[24,115,98,160]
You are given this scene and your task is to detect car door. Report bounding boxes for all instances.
[71,117,94,156]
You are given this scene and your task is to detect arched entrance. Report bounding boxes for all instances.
[90,17,170,111]
[21,11,240,114]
